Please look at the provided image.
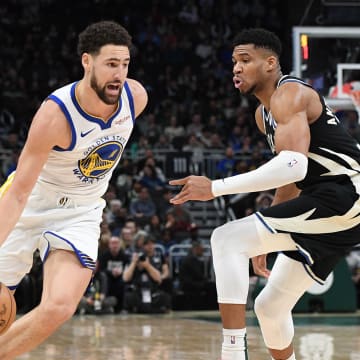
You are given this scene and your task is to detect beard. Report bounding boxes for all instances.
[90,72,122,105]
[241,84,257,96]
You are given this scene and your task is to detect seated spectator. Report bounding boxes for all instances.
[165,204,194,242]
[164,115,185,142]
[119,226,135,257]
[216,146,236,177]
[138,164,167,198]
[129,187,156,227]
[133,230,149,253]
[78,261,117,315]
[144,214,164,241]
[255,191,274,211]
[105,199,122,224]
[123,237,171,314]
[98,236,128,313]
[156,188,173,222]
[139,156,167,183]
[178,241,216,309]
[98,232,111,257]
[105,199,128,235]
[182,134,204,174]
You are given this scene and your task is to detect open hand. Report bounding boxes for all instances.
[169,175,214,204]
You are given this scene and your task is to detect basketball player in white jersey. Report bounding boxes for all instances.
[170,28,360,360]
[0,21,147,359]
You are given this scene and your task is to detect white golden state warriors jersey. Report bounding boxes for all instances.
[38,81,135,201]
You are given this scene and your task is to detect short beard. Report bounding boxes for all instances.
[242,84,257,96]
[90,73,121,105]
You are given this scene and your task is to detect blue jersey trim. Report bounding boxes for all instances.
[70,81,122,130]
[47,94,76,151]
[43,231,96,270]
[7,284,18,290]
[255,212,276,233]
[124,81,135,123]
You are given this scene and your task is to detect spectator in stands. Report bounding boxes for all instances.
[108,206,128,237]
[144,214,164,241]
[158,228,177,260]
[153,133,173,151]
[182,134,205,174]
[98,232,111,257]
[105,199,123,224]
[164,115,185,142]
[99,236,128,313]
[216,146,237,177]
[123,237,171,313]
[165,204,194,243]
[255,191,274,211]
[133,230,149,253]
[119,226,135,257]
[186,113,203,137]
[129,186,157,227]
[144,156,167,182]
[156,188,173,222]
[179,241,216,309]
[138,164,167,199]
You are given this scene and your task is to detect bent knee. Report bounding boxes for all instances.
[210,225,228,253]
[253,293,270,319]
[39,298,77,325]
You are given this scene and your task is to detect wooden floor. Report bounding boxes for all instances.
[16,311,360,360]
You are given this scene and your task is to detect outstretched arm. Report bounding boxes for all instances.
[170,82,312,205]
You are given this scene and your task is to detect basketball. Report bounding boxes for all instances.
[0,283,16,335]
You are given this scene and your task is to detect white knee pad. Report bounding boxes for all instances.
[211,224,250,304]
[254,254,315,349]
[211,215,297,305]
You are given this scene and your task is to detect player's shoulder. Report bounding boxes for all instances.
[271,80,315,114]
[126,78,147,97]
[125,78,148,117]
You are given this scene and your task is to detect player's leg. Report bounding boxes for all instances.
[0,249,92,359]
[254,253,315,360]
[211,214,298,360]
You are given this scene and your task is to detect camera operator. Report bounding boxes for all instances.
[122,237,171,313]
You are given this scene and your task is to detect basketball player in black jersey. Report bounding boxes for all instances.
[170,28,360,360]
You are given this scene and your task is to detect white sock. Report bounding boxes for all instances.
[271,353,296,360]
[221,328,248,360]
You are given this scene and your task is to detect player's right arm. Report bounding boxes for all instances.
[0,100,71,246]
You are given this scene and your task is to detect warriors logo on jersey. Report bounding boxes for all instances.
[76,141,123,180]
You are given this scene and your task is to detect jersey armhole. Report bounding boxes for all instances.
[47,95,76,151]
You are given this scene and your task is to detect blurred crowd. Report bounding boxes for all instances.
[2,0,360,313]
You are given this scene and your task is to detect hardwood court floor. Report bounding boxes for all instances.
[17,311,360,360]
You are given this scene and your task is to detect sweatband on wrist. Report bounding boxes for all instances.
[211,150,308,197]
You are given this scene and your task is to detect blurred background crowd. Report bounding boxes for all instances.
[1,0,360,315]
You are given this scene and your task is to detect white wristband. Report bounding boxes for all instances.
[211,150,308,197]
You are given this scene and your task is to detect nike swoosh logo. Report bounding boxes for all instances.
[80,128,96,137]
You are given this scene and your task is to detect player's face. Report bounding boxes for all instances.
[90,45,130,105]
[232,44,271,95]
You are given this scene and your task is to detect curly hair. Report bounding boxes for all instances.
[233,28,282,57]
[77,20,132,56]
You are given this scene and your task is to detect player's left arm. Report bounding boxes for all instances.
[126,78,148,118]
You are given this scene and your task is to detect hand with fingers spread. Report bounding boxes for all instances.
[169,175,214,204]
[251,254,271,278]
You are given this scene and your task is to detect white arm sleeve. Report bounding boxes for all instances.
[211,150,308,197]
